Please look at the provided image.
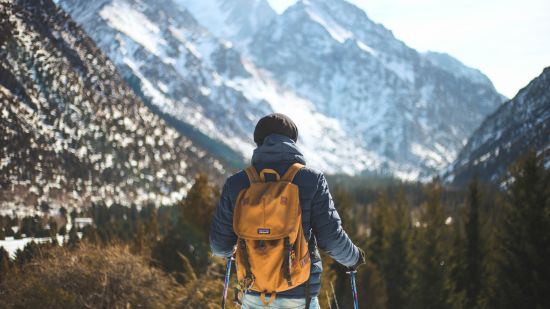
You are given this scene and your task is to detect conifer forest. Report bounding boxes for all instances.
[1,153,549,308]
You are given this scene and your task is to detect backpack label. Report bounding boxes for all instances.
[257,228,271,234]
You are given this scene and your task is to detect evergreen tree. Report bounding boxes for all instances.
[179,174,218,238]
[151,223,210,284]
[464,179,483,308]
[70,209,78,226]
[0,246,10,282]
[67,225,80,249]
[48,218,58,238]
[411,182,451,309]
[332,186,357,236]
[14,241,41,268]
[383,191,412,309]
[446,214,466,309]
[81,225,100,245]
[359,261,388,309]
[146,206,160,243]
[367,193,389,267]
[131,222,146,255]
[492,152,550,308]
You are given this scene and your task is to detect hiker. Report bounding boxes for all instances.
[210,113,366,309]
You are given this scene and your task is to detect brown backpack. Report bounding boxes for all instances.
[233,163,311,305]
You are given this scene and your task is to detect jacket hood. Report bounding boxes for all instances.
[251,134,306,165]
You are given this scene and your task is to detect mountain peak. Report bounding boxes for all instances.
[173,0,276,48]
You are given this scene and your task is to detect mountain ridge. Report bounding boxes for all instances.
[59,0,505,180]
[446,66,550,185]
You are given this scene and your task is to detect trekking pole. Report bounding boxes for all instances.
[347,269,359,309]
[222,255,234,309]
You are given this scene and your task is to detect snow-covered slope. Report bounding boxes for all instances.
[0,0,226,210]
[59,0,505,179]
[173,0,276,50]
[446,67,550,185]
[59,0,381,174]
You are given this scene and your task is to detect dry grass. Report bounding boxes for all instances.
[0,244,186,308]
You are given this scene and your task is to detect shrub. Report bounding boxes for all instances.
[0,244,185,308]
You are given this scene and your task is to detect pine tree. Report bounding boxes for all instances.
[179,174,217,238]
[0,246,10,282]
[384,191,412,309]
[131,222,146,255]
[67,225,80,249]
[493,152,550,308]
[446,213,466,309]
[367,193,389,267]
[411,182,451,309]
[464,179,483,308]
[332,187,356,236]
[81,225,100,245]
[146,207,159,243]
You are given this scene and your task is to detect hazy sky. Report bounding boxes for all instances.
[267,0,550,98]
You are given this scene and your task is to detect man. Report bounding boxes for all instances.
[210,113,365,308]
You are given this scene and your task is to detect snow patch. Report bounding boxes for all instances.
[356,40,377,56]
[100,0,167,57]
[305,6,353,43]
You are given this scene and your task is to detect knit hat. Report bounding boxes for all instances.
[253,113,298,146]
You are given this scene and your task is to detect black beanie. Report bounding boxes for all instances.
[254,113,298,146]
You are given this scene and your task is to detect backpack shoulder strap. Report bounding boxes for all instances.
[281,163,305,182]
[244,166,260,184]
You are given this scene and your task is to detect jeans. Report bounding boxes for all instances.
[241,294,320,309]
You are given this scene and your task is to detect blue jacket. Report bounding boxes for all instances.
[209,134,361,298]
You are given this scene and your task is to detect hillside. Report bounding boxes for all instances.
[447,67,550,184]
[0,0,226,211]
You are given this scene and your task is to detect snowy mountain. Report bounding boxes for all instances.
[58,0,382,175]
[446,67,550,185]
[0,0,226,210]
[247,0,506,179]
[59,0,505,179]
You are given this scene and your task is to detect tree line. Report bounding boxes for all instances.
[1,153,548,308]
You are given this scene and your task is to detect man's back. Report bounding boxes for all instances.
[210,114,364,307]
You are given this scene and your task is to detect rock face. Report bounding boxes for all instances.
[0,0,226,210]
[447,67,550,185]
[59,0,505,179]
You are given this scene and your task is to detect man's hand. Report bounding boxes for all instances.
[349,248,366,271]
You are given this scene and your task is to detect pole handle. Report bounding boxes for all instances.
[222,256,235,309]
[346,270,359,309]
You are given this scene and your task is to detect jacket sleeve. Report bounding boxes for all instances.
[209,179,237,257]
[310,173,360,267]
